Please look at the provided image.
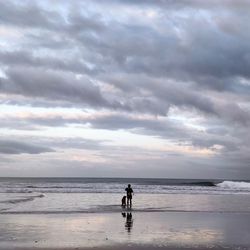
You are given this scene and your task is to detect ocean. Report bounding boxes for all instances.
[1,177,250,214]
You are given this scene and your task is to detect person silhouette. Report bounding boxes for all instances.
[125,212,133,233]
[121,212,133,233]
[125,184,133,207]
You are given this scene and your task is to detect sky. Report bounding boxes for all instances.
[0,0,250,179]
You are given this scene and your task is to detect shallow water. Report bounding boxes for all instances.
[1,193,250,214]
[1,178,250,214]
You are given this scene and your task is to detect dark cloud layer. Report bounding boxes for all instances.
[0,1,62,30]
[0,139,54,155]
[0,67,110,108]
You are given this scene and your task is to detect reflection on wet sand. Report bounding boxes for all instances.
[1,212,250,249]
[122,212,133,233]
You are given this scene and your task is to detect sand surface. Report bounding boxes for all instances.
[0,211,250,249]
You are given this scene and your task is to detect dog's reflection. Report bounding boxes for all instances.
[121,212,133,233]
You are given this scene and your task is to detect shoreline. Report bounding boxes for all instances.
[2,242,250,250]
[2,209,250,214]
[3,245,250,250]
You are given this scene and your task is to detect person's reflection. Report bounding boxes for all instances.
[121,212,133,233]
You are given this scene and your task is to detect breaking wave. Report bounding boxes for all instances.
[217,181,250,189]
[0,194,45,205]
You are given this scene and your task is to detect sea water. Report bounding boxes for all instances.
[1,177,250,214]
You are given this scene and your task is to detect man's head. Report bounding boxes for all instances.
[128,184,131,187]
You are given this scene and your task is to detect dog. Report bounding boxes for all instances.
[121,195,126,207]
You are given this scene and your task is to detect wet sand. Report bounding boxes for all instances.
[0,211,250,250]
[4,246,250,250]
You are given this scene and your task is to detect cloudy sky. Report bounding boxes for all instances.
[0,0,250,179]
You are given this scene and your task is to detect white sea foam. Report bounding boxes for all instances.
[217,181,250,189]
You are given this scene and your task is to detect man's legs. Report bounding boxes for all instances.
[128,197,132,207]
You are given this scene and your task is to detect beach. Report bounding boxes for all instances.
[1,211,250,249]
[1,178,250,249]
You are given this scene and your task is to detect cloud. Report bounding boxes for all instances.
[0,1,62,30]
[0,50,100,75]
[0,67,110,108]
[103,74,250,125]
[0,67,172,115]
[0,139,54,155]
[0,0,250,177]
[0,111,241,154]
[95,0,250,10]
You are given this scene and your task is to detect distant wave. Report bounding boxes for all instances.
[217,181,250,189]
[2,179,250,195]
[26,181,217,188]
[0,194,45,205]
[25,185,94,189]
[181,181,216,187]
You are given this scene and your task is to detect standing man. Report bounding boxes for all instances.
[125,184,134,207]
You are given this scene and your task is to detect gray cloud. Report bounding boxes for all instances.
[1,0,249,114]
[103,74,250,125]
[0,67,110,108]
[0,139,54,155]
[1,0,250,94]
[0,50,100,75]
[93,0,250,11]
[0,67,171,115]
[38,137,107,151]
[0,1,62,30]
